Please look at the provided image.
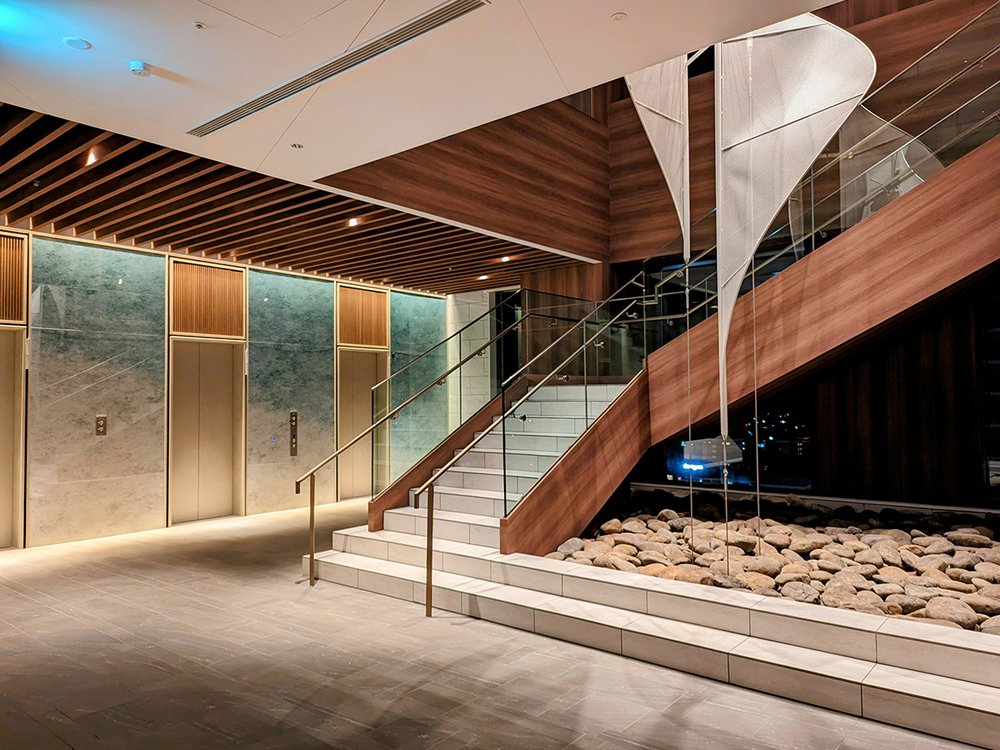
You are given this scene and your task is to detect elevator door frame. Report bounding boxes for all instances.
[0,325,26,549]
[167,336,247,525]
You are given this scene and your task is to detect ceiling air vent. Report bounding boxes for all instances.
[188,0,490,137]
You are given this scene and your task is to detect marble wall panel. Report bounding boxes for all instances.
[247,271,335,513]
[27,238,166,546]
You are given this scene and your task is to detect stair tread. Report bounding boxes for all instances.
[387,506,501,527]
[476,430,581,439]
[311,550,1000,713]
[412,485,513,501]
[465,446,562,457]
[438,465,542,478]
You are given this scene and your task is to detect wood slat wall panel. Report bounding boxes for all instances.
[172,262,245,338]
[0,234,26,324]
[500,373,650,555]
[319,101,610,260]
[338,286,387,348]
[648,134,1000,444]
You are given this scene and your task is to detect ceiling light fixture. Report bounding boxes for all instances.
[610,11,628,22]
[85,148,99,166]
[347,217,359,227]
[500,256,510,263]
[290,143,304,149]
[63,37,92,50]
[193,21,207,30]
[478,274,488,281]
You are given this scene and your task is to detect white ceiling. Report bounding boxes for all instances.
[0,0,826,206]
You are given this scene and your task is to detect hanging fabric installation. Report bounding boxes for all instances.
[714,14,875,440]
[625,55,690,261]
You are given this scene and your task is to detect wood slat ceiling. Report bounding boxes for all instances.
[0,102,576,295]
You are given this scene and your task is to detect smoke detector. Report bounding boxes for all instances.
[129,60,150,77]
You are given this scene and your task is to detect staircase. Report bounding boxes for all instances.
[304,7,1000,747]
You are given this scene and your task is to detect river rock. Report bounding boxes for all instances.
[974,562,1000,583]
[854,549,883,567]
[679,568,714,585]
[599,519,623,534]
[886,594,927,614]
[872,583,904,597]
[810,570,834,582]
[594,554,637,572]
[978,583,1000,599]
[775,572,811,585]
[657,508,680,521]
[781,581,820,603]
[871,542,902,568]
[817,558,846,574]
[763,533,791,549]
[557,538,584,556]
[622,520,648,535]
[820,583,858,608]
[612,544,638,558]
[910,554,952,574]
[945,531,993,548]
[925,597,979,629]
[638,563,669,577]
[960,594,1000,616]
[981,615,1000,635]
[544,552,565,561]
[608,533,648,547]
[736,572,776,590]
[874,566,911,586]
[979,547,1000,565]
[830,571,874,591]
[790,534,833,554]
[742,556,785,577]
[636,551,670,567]
[824,543,856,559]
[951,551,981,569]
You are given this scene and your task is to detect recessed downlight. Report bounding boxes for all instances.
[63,37,92,50]
[347,217,359,227]
[500,256,510,263]
[290,143,304,149]
[477,274,488,281]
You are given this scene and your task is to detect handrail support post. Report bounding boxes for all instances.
[425,485,435,617]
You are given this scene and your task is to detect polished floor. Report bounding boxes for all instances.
[0,503,976,750]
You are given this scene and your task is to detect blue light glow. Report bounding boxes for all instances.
[681,462,705,471]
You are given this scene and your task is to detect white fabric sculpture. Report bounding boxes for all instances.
[625,55,690,261]
[715,14,875,439]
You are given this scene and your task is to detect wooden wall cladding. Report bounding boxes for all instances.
[172,262,245,338]
[608,101,679,263]
[319,101,610,261]
[500,373,650,555]
[815,0,934,28]
[647,134,1000,445]
[338,286,388,348]
[0,233,26,324]
[520,261,609,302]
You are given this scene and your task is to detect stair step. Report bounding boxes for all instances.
[433,464,541,496]
[310,550,1000,747]
[408,484,513,518]
[384,506,500,547]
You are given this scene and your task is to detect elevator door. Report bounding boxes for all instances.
[0,330,22,548]
[337,349,385,499]
[170,340,244,523]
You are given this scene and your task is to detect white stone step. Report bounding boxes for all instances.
[528,384,627,402]
[408,485,511,518]
[516,399,614,418]
[476,430,579,452]
[309,550,1000,747]
[498,414,587,434]
[456,446,560,473]
[433,465,540,495]
[383,506,499,547]
[329,525,1000,692]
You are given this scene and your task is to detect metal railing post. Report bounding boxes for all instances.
[425,485,435,617]
[309,473,317,585]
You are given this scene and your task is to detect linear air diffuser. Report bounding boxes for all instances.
[188,0,489,137]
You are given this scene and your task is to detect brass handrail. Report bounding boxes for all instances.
[296,314,529,584]
[416,300,642,616]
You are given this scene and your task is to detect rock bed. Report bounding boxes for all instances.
[547,490,1000,634]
